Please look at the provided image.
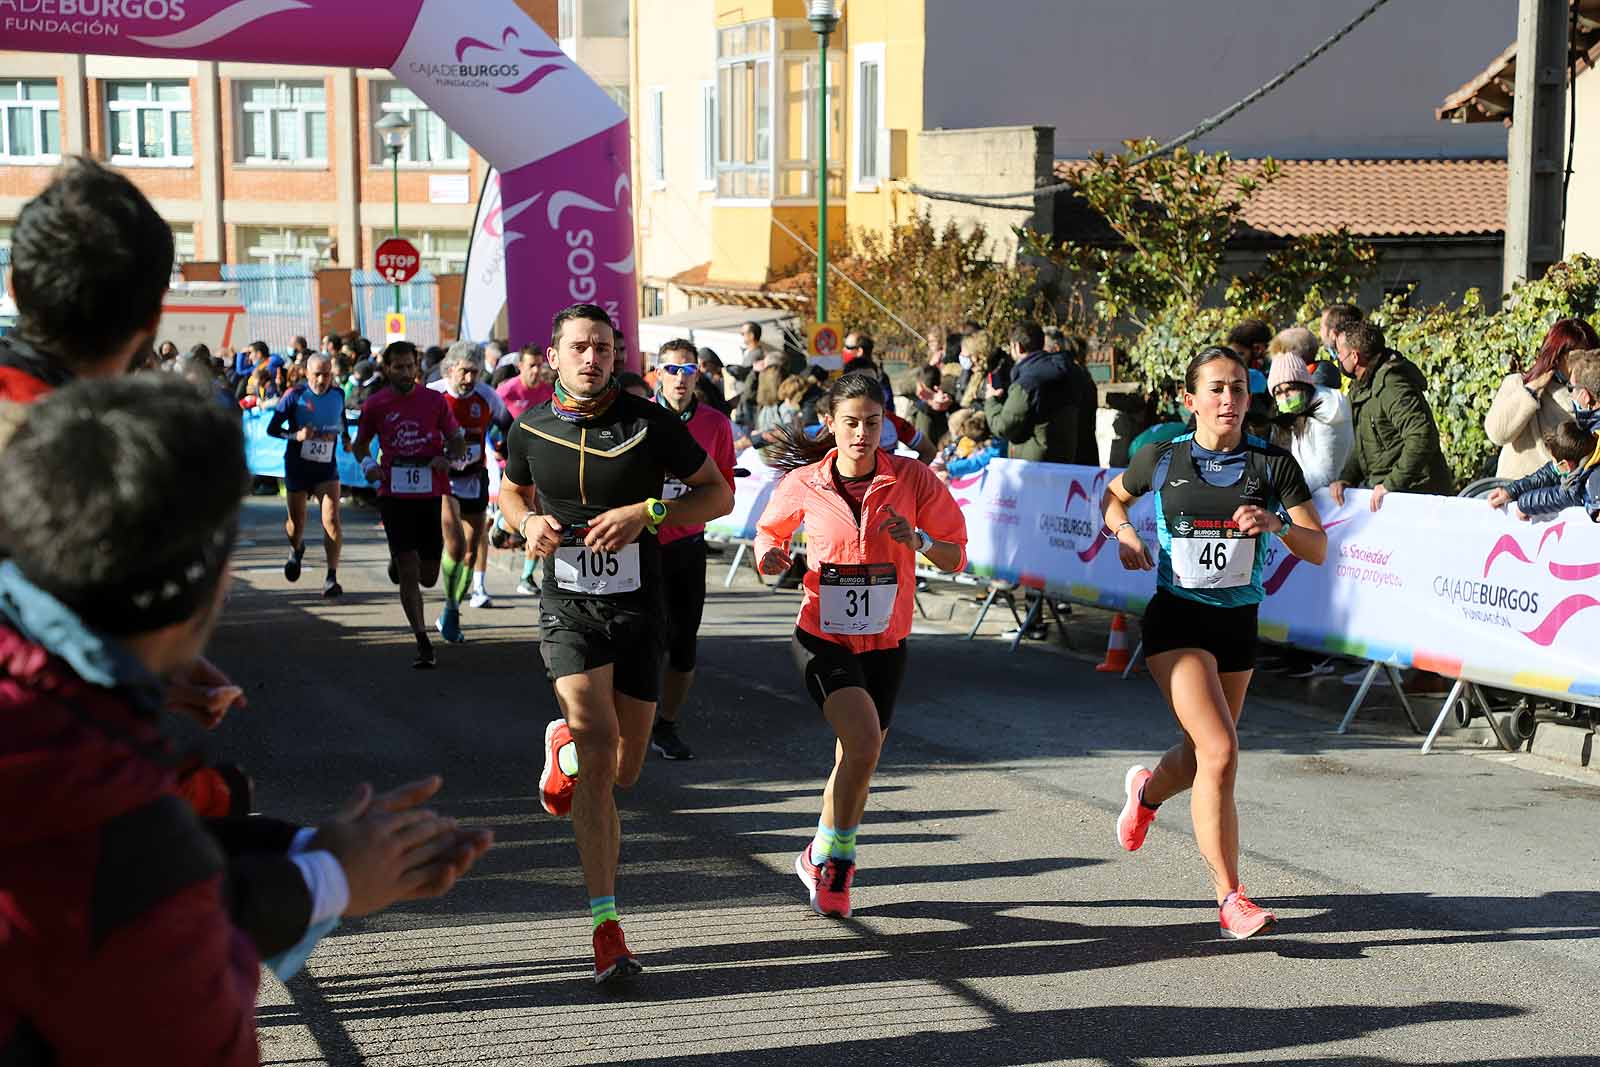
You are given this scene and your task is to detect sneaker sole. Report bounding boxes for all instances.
[594,955,644,985]
[323,584,342,599]
[649,741,693,761]
[1116,765,1151,852]
[1220,915,1277,940]
[539,720,570,817]
[794,853,821,913]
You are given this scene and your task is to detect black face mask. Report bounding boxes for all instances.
[1573,401,1600,434]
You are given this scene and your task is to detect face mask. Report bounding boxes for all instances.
[1553,370,1571,388]
[1573,401,1600,433]
[1277,391,1308,414]
[958,353,973,371]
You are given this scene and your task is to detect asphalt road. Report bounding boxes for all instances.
[205,497,1600,1067]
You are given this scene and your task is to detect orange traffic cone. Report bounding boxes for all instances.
[1095,612,1136,673]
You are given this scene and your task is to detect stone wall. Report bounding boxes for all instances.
[914,125,1053,264]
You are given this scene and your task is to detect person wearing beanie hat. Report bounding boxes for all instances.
[1266,327,1352,491]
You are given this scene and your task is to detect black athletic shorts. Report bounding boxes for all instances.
[1139,587,1258,673]
[378,495,445,561]
[791,627,908,731]
[540,597,665,703]
[448,468,490,517]
[284,454,338,495]
[660,536,708,672]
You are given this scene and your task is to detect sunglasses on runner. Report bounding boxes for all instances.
[660,363,698,376]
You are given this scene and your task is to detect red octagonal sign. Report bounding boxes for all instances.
[374,237,421,284]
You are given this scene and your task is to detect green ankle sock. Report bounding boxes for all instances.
[590,896,619,928]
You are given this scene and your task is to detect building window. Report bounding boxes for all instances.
[700,82,716,189]
[106,80,191,165]
[853,46,883,188]
[396,230,469,275]
[604,85,629,115]
[236,80,327,164]
[716,19,841,201]
[0,80,60,163]
[171,224,197,264]
[642,284,665,318]
[372,84,468,167]
[239,225,329,269]
[558,0,576,40]
[648,87,666,185]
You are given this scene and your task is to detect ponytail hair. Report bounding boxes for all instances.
[763,371,885,474]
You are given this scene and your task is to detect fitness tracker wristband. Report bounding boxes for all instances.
[915,528,934,555]
[1103,521,1134,541]
[643,497,669,533]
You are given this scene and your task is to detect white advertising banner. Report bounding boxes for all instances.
[718,455,1600,704]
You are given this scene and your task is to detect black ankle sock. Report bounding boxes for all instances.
[1139,783,1160,811]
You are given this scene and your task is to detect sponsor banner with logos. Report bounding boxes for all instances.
[459,168,506,343]
[715,453,1600,703]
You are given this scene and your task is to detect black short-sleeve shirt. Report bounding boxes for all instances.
[504,391,708,606]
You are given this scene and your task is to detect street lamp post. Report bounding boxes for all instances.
[807,0,840,329]
[375,111,413,315]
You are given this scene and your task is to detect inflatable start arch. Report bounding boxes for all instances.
[3,0,636,352]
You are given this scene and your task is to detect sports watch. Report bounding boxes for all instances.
[915,529,935,556]
[643,497,669,533]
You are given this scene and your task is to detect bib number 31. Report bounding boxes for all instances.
[819,562,898,635]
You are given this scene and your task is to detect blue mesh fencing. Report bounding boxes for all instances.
[220,262,316,356]
[352,269,440,349]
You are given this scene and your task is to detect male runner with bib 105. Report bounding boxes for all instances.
[498,304,733,985]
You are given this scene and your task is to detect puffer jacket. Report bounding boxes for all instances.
[984,350,1080,464]
[755,449,968,653]
[1338,349,1454,494]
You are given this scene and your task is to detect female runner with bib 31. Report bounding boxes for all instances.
[755,372,968,919]
[1101,346,1326,939]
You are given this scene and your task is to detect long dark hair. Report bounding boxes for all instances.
[1183,345,1249,392]
[1522,318,1599,384]
[764,372,884,474]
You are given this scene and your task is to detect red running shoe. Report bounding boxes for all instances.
[815,858,855,918]
[1116,765,1157,852]
[794,847,824,911]
[1219,887,1277,940]
[592,919,643,985]
[539,719,575,817]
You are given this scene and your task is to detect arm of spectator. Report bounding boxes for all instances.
[1514,482,1585,519]
[987,386,1036,445]
[1380,382,1447,493]
[944,441,1001,479]
[1484,373,1540,447]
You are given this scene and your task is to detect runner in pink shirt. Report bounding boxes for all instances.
[649,339,738,761]
[497,343,556,418]
[352,340,465,668]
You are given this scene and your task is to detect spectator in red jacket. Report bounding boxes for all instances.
[0,377,491,1065]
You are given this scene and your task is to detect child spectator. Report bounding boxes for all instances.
[1487,421,1600,521]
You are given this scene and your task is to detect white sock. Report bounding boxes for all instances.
[472,570,487,594]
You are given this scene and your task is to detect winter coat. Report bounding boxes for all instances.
[1338,349,1454,494]
[1277,385,1354,491]
[1485,371,1574,480]
[983,350,1079,464]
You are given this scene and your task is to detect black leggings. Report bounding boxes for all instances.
[790,627,908,730]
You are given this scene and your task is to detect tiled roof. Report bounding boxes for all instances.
[1050,157,1506,239]
[1437,2,1600,124]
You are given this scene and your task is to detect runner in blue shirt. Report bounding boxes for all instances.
[267,353,350,597]
[1100,345,1327,940]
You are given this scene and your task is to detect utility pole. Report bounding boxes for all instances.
[1503,0,1570,295]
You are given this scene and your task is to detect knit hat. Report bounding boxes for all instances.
[1267,352,1314,392]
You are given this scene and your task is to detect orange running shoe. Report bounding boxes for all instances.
[1116,765,1157,852]
[1219,887,1277,940]
[539,719,576,817]
[814,858,855,918]
[592,919,643,984]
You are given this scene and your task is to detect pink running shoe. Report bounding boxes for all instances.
[794,848,824,911]
[592,919,643,984]
[814,858,855,918]
[1116,765,1157,852]
[539,719,575,817]
[1219,887,1277,939]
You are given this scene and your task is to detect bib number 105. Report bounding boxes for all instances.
[553,541,641,595]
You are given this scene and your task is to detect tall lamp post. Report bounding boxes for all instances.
[807,0,840,329]
[375,111,413,315]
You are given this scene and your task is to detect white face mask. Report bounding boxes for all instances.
[958,353,973,371]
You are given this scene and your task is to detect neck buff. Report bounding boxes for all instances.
[552,375,620,422]
[656,390,697,422]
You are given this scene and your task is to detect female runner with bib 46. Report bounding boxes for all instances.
[755,372,967,919]
[1101,345,1326,940]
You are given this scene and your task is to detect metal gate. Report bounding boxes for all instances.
[220,263,315,356]
[352,270,439,349]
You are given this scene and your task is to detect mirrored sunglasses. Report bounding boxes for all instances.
[660,363,699,376]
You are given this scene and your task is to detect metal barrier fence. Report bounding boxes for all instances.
[220,262,315,356]
[352,270,439,349]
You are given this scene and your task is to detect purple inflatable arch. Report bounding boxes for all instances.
[3,0,636,355]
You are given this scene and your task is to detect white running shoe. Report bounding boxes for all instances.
[516,580,538,595]
[468,590,492,609]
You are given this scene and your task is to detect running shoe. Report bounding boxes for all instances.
[1341,666,1391,687]
[1287,657,1337,680]
[650,720,694,761]
[592,919,643,985]
[387,559,399,585]
[435,607,466,644]
[322,575,343,599]
[814,857,856,918]
[1116,765,1157,852]
[539,719,576,817]
[468,590,493,609]
[516,579,538,595]
[284,550,303,583]
[1219,887,1277,940]
[412,634,436,670]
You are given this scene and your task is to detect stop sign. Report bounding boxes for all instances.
[374,237,421,284]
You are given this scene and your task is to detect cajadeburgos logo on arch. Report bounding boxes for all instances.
[0,0,189,37]
[407,25,567,92]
